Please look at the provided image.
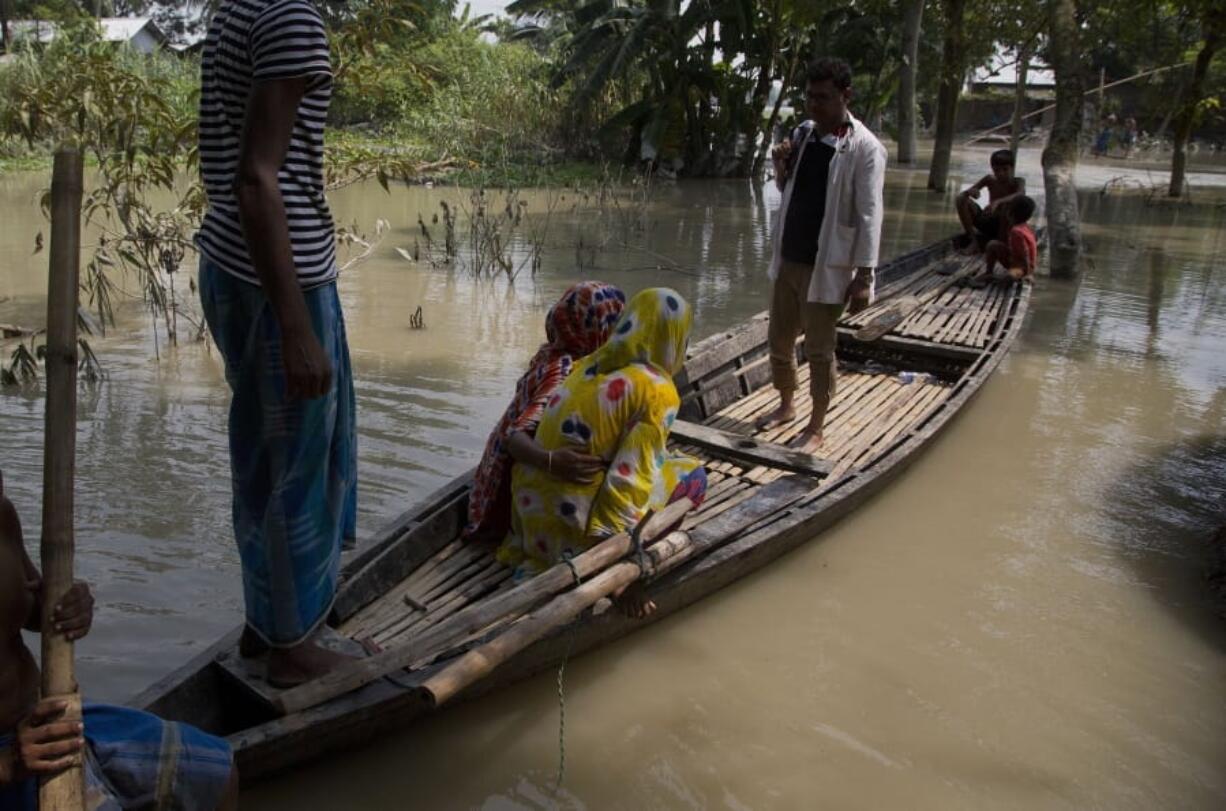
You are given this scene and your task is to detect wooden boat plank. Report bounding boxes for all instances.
[952,286,987,346]
[333,494,468,622]
[669,420,831,477]
[339,470,475,583]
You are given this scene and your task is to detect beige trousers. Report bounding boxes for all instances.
[768,259,844,431]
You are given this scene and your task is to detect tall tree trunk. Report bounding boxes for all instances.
[740,53,777,177]
[1042,0,1084,278]
[1169,13,1223,197]
[0,0,10,54]
[1154,73,1184,140]
[927,0,966,191]
[897,0,925,163]
[1010,41,1032,155]
[752,47,801,179]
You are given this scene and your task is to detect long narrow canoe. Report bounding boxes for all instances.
[132,235,1031,780]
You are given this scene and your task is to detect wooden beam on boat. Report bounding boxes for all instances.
[835,328,981,364]
[671,420,831,477]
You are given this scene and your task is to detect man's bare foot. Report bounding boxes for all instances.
[789,428,824,454]
[754,404,796,431]
[239,625,269,659]
[613,582,657,620]
[266,638,359,688]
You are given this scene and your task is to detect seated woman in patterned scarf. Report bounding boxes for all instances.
[500,288,708,618]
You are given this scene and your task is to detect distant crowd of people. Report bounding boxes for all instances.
[1092,113,1141,159]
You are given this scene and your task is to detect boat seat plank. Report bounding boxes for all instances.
[670,420,831,477]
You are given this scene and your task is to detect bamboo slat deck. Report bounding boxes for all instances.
[839,255,1012,349]
[134,233,1032,781]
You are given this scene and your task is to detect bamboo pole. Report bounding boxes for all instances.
[39,148,85,810]
[419,529,701,708]
[963,62,1190,146]
[273,498,696,715]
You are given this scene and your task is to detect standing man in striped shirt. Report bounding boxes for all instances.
[196,0,358,686]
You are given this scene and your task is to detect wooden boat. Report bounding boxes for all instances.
[132,235,1031,779]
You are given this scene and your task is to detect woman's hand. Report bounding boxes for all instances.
[547,449,606,484]
[16,700,84,777]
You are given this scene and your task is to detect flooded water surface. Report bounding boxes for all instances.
[1,147,1224,808]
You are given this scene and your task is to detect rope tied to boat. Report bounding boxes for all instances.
[632,508,655,577]
[560,550,582,588]
[553,621,578,796]
[553,551,582,795]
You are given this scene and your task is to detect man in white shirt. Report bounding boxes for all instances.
[758,57,886,454]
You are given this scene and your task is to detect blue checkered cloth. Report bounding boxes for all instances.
[200,258,358,646]
[0,703,233,811]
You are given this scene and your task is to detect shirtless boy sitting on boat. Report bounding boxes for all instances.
[955,150,1025,254]
[1,471,238,810]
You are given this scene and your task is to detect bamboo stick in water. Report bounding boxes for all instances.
[39,148,85,811]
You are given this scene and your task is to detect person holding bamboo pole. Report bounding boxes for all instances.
[195,0,358,686]
[0,472,239,809]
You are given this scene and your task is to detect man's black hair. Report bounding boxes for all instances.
[1011,195,1036,223]
[990,149,1016,167]
[806,57,852,91]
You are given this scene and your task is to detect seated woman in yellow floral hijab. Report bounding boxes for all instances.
[499,287,707,577]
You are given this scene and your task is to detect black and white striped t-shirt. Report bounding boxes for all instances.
[195,0,337,288]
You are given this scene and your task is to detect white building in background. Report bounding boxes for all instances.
[6,17,169,54]
[968,45,1056,93]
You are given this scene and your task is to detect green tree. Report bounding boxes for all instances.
[1042,0,1083,278]
[926,0,966,191]
[897,0,925,164]
[1168,3,1224,196]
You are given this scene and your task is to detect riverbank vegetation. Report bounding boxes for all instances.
[3,1,1222,181]
[1,0,1223,385]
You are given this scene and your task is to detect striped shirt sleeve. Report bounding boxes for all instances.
[250,0,331,83]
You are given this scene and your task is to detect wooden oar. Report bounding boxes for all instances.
[853,259,977,342]
[273,498,696,715]
[39,148,85,811]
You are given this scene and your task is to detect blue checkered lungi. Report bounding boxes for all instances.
[199,258,357,647]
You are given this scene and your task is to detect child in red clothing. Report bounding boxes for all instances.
[974,195,1037,286]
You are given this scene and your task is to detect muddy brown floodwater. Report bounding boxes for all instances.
[2,146,1224,808]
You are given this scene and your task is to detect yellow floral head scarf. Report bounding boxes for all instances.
[588,287,692,377]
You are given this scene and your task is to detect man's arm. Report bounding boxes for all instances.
[771,137,795,192]
[233,79,332,400]
[959,174,991,199]
[20,544,41,633]
[847,140,887,313]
